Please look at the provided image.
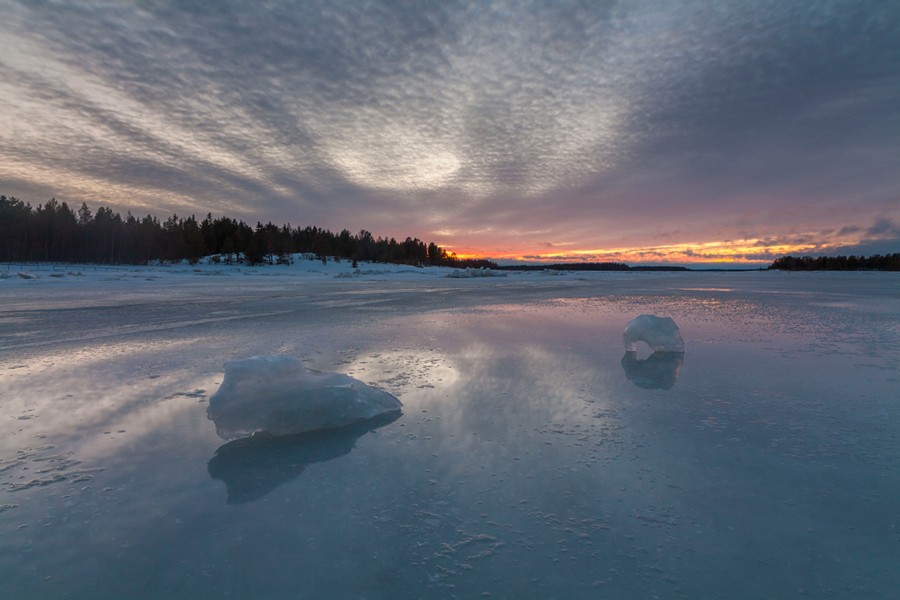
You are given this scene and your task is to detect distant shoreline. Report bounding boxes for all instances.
[493,263,765,273]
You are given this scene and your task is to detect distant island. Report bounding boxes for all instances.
[769,254,900,271]
[494,263,690,272]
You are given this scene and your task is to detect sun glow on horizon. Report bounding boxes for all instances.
[447,236,872,265]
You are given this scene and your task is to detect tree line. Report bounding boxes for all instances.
[0,195,497,269]
[769,254,900,271]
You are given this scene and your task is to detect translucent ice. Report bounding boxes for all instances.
[207,355,402,440]
[623,314,685,353]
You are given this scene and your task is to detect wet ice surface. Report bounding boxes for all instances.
[1,268,899,599]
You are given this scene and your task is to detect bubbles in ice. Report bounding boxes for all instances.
[623,314,684,353]
[207,355,402,440]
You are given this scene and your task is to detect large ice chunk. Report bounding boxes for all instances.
[207,355,402,440]
[623,314,685,353]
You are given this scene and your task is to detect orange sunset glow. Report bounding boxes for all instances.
[440,231,881,266]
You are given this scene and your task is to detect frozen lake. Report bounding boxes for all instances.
[1,264,899,599]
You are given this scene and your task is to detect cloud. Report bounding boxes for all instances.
[1,0,898,259]
[867,217,900,237]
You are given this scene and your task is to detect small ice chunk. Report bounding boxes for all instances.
[623,314,684,353]
[207,355,402,440]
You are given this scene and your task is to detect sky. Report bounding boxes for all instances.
[1,0,899,265]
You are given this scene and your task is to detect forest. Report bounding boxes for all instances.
[769,254,900,271]
[0,195,497,269]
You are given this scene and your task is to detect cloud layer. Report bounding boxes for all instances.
[2,0,899,262]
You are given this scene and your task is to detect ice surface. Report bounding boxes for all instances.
[3,269,900,599]
[623,314,685,353]
[207,355,402,440]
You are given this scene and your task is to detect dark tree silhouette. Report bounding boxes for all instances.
[0,194,499,269]
[769,254,900,271]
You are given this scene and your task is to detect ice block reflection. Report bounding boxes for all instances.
[207,412,400,504]
[621,351,684,389]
